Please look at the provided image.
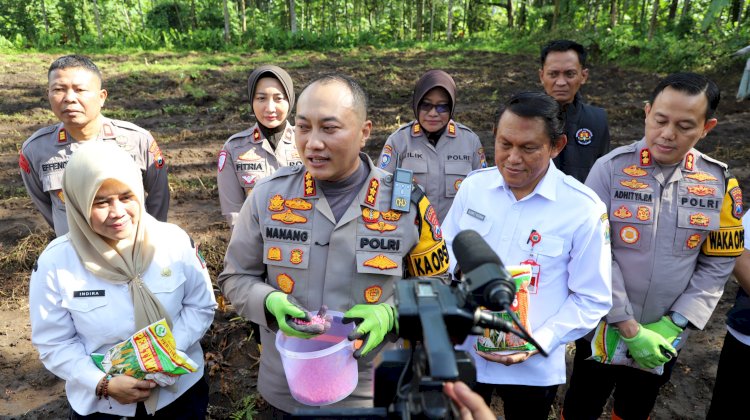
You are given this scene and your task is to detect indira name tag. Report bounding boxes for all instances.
[73,290,105,298]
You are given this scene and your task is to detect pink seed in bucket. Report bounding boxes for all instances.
[289,362,354,405]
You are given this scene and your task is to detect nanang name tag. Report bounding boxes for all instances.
[73,290,105,298]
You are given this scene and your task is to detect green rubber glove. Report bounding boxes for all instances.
[621,326,675,369]
[343,303,399,359]
[265,292,324,339]
[643,316,683,345]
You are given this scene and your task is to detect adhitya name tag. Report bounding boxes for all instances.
[73,290,105,298]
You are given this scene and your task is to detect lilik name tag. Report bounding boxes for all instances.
[73,290,105,298]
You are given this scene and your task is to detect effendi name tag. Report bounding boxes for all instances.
[73,290,105,298]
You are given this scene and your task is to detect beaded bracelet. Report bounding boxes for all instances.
[96,375,112,400]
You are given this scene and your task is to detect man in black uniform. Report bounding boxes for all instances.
[540,39,611,183]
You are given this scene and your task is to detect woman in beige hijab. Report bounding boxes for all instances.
[29,141,216,419]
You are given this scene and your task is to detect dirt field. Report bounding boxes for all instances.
[1,50,749,419]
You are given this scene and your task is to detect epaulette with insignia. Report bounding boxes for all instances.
[700,152,729,170]
[453,121,476,134]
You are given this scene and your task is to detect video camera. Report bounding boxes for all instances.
[295,230,547,419]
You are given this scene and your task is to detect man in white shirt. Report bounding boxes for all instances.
[441,91,612,420]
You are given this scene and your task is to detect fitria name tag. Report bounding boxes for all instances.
[73,290,105,298]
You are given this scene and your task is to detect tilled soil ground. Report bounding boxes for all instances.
[1,50,749,419]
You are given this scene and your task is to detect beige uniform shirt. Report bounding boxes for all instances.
[378,120,486,222]
[19,119,169,236]
[217,122,302,227]
[219,154,449,412]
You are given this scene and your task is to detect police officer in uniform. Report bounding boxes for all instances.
[19,55,169,237]
[563,73,744,420]
[540,40,610,183]
[217,65,302,228]
[219,74,449,413]
[378,70,486,222]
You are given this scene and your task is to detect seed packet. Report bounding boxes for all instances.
[587,320,681,375]
[91,319,197,386]
[475,265,535,353]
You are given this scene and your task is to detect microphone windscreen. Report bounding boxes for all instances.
[452,229,502,272]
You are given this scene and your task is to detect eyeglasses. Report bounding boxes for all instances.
[418,102,451,114]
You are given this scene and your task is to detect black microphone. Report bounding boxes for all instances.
[452,229,516,312]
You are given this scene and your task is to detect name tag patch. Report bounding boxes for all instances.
[467,209,485,221]
[74,290,105,298]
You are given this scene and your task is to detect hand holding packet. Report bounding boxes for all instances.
[91,319,198,386]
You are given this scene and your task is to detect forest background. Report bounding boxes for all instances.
[1,0,750,71]
[2,0,750,419]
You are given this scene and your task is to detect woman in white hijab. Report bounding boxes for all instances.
[29,141,216,419]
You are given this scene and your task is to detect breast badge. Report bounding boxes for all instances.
[272,210,308,225]
[364,286,383,303]
[685,172,718,182]
[687,185,716,197]
[622,165,647,177]
[620,179,649,190]
[366,221,397,233]
[381,210,402,221]
[686,234,701,249]
[636,206,651,221]
[689,213,710,227]
[575,128,593,145]
[267,247,282,261]
[613,205,632,219]
[619,226,640,244]
[268,194,285,211]
[285,197,312,211]
[277,274,294,293]
[290,249,303,265]
[363,254,398,270]
[362,208,380,223]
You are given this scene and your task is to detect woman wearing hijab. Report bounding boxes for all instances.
[29,141,216,419]
[378,69,486,222]
[217,65,301,228]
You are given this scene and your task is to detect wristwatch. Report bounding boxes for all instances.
[668,311,689,329]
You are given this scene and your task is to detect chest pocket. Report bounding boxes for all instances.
[444,161,471,198]
[264,243,311,269]
[674,206,720,255]
[147,266,187,294]
[518,234,565,264]
[42,170,64,193]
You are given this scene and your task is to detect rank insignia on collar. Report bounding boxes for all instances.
[276,273,294,293]
[412,123,422,135]
[613,205,632,219]
[290,249,303,264]
[640,148,652,166]
[686,172,718,182]
[253,127,261,141]
[686,233,701,249]
[381,209,402,221]
[622,164,647,177]
[366,178,379,206]
[304,172,316,197]
[267,247,282,261]
[689,212,710,227]
[363,254,398,270]
[687,185,716,197]
[362,208,380,223]
[447,122,456,136]
[366,221,397,233]
[364,285,383,303]
[285,197,312,211]
[636,206,651,221]
[103,124,114,137]
[58,129,67,143]
[620,178,649,190]
[620,226,640,244]
[268,194,285,211]
[272,209,308,224]
[684,153,695,171]
[56,190,65,204]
